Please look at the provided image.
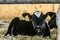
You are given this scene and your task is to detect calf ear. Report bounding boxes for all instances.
[22,13,32,19]
[22,13,28,18]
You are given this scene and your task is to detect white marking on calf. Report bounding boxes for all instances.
[37,26,40,28]
[34,11,41,18]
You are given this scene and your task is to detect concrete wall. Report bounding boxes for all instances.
[0,4,58,20]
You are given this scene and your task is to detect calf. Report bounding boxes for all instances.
[22,11,51,38]
[5,17,37,36]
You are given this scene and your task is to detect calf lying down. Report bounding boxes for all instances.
[5,17,36,36]
[5,17,50,38]
[5,11,51,38]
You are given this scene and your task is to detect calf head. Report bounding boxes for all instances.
[31,11,46,35]
[22,11,46,35]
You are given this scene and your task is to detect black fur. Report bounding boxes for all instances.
[22,12,51,38]
[45,12,57,29]
[5,17,37,36]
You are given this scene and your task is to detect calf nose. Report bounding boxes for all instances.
[36,29,40,33]
[36,29,42,36]
[37,32,41,36]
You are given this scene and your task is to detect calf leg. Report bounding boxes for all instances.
[13,28,18,36]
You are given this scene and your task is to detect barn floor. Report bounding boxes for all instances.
[0,23,58,40]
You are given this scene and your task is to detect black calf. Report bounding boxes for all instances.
[5,11,51,38]
[5,17,36,36]
[22,11,50,38]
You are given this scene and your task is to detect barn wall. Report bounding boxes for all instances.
[0,4,58,20]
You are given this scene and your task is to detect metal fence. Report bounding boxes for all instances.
[0,0,59,3]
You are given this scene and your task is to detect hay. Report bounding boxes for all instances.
[0,24,58,40]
